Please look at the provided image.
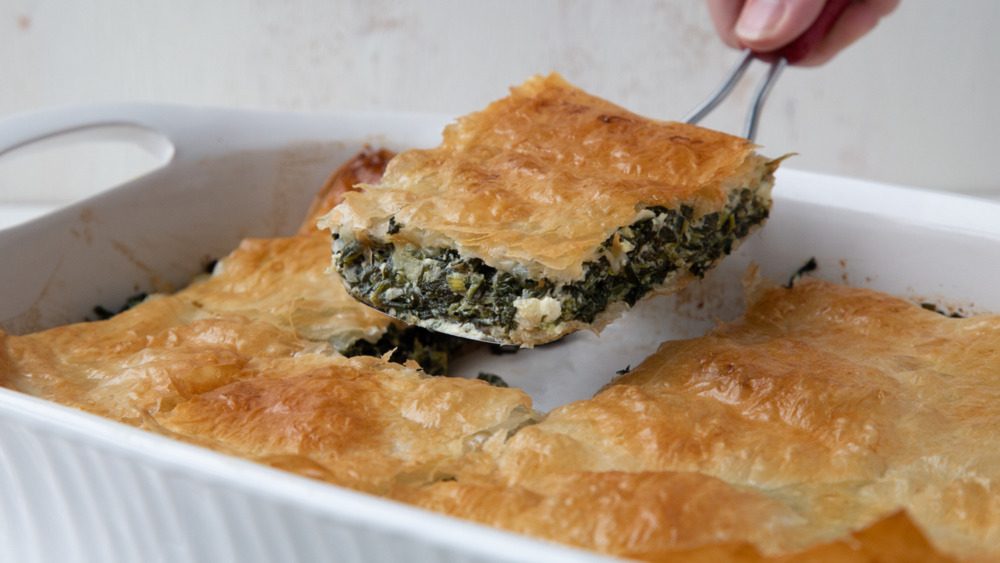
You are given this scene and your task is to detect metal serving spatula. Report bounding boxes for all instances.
[684,0,853,141]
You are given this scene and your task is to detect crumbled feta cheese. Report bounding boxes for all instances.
[514,296,562,330]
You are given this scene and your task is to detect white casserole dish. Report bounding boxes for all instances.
[2,104,1000,562]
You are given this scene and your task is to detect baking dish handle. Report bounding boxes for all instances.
[0,103,221,163]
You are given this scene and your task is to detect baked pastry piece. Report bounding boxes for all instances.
[0,149,537,494]
[181,234,394,353]
[148,345,537,495]
[4,136,993,559]
[392,273,998,560]
[104,150,463,375]
[0,304,536,493]
[321,73,780,347]
[178,232,462,375]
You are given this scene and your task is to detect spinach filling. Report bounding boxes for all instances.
[333,187,769,336]
[476,372,511,388]
[88,292,149,321]
[340,323,466,376]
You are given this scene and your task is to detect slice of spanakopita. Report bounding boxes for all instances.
[320,73,782,347]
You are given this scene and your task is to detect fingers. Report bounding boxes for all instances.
[705,0,899,66]
[793,0,900,66]
[705,0,745,49]
[734,0,827,52]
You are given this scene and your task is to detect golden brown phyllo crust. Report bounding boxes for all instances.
[322,73,778,346]
[0,150,536,494]
[324,73,770,282]
[4,252,982,560]
[2,95,990,560]
[389,274,998,561]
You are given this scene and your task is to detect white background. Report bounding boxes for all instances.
[1,0,998,206]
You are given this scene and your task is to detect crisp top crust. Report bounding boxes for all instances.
[0,148,538,496]
[0,294,535,495]
[157,353,535,495]
[323,73,765,282]
[181,149,398,351]
[394,277,996,560]
[181,234,396,350]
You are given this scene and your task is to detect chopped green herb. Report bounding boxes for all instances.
[616,365,631,376]
[477,372,510,388]
[88,292,149,321]
[340,323,466,376]
[920,303,964,318]
[786,257,818,288]
[387,216,403,235]
[91,306,116,321]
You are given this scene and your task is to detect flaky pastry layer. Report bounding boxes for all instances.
[0,149,536,495]
[321,73,769,283]
[0,297,535,494]
[393,275,1000,561]
[180,233,396,351]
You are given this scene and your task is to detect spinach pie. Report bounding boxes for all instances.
[321,74,782,346]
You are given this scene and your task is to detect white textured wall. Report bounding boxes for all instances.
[2,1,999,203]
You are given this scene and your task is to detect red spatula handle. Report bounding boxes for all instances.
[753,0,853,64]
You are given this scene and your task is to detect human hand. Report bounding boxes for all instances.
[705,0,899,66]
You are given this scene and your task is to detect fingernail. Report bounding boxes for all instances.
[736,0,786,41]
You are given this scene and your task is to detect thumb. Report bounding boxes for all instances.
[735,0,826,52]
